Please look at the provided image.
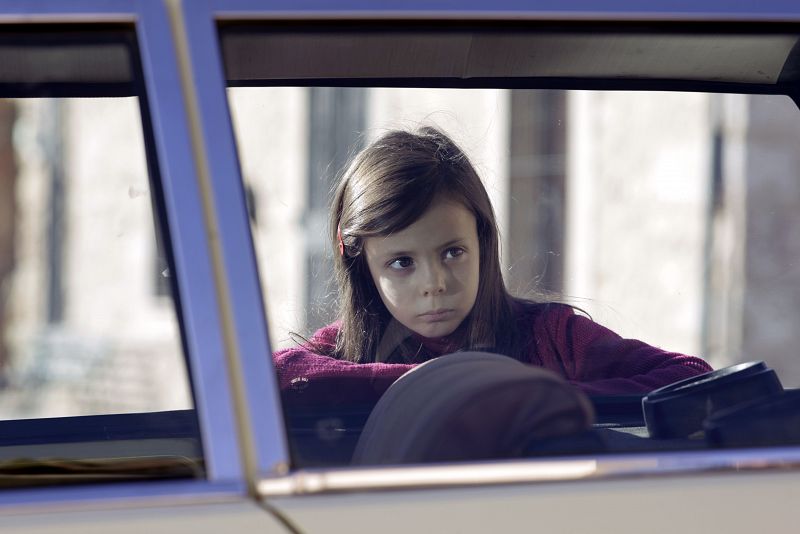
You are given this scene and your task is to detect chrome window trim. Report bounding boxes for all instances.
[0,0,247,502]
[257,447,800,496]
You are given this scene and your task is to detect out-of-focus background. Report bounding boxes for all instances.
[230,88,800,386]
[0,98,189,418]
[0,87,798,420]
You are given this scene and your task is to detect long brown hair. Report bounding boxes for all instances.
[329,127,527,363]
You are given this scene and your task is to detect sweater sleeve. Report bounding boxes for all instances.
[533,305,713,396]
[272,324,415,407]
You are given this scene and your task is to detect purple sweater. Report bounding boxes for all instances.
[273,303,712,407]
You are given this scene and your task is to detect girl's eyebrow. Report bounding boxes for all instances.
[383,238,467,258]
[438,238,467,249]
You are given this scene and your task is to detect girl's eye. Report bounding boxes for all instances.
[444,247,465,260]
[388,256,414,270]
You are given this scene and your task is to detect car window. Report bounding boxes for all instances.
[0,25,202,487]
[221,24,800,468]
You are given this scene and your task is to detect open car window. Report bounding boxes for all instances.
[0,25,202,487]
[220,24,800,468]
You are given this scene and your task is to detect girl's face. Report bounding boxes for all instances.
[364,198,480,339]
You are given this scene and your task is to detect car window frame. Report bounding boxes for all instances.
[0,0,252,509]
[193,0,800,496]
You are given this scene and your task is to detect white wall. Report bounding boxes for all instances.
[565,91,710,356]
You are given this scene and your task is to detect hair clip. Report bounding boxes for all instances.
[337,224,345,256]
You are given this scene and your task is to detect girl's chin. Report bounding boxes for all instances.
[412,321,459,339]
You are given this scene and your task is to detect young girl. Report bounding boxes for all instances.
[273,127,711,407]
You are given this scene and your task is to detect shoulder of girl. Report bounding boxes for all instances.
[306,321,341,348]
[314,321,341,337]
[515,299,576,319]
[528,302,593,339]
[274,322,341,355]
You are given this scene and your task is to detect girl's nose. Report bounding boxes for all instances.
[422,264,447,296]
[423,284,445,296]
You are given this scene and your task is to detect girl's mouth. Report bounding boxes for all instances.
[419,309,455,322]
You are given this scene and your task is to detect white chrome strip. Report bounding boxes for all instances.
[257,448,800,496]
[258,460,598,495]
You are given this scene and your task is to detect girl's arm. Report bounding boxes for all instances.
[272,325,414,407]
[535,305,712,396]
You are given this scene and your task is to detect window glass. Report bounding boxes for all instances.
[0,96,189,416]
[0,27,201,487]
[223,26,800,468]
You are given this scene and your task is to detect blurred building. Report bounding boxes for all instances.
[0,97,189,418]
[232,87,800,385]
